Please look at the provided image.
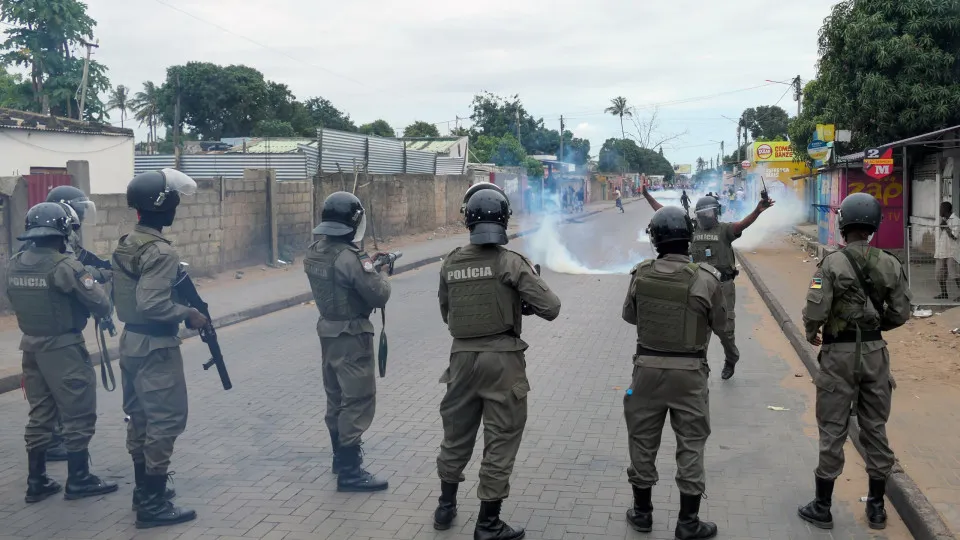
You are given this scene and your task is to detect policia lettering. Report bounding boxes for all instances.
[798,192,912,532]
[435,187,560,540]
[306,191,392,494]
[622,206,726,540]
[7,202,117,505]
[113,169,204,530]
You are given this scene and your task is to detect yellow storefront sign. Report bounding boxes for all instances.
[751,141,797,162]
[816,124,836,142]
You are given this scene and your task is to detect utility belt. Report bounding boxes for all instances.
[716,267,739,282]
[22,329,81,338]
[123,322,180,337]
[822,329,882,344]
[635,344,706,359]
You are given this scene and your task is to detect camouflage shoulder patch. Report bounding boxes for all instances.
[809,277,823,289]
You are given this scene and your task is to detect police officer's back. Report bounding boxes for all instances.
[798,193,911,531]
[434,188,560,540]
[113,169,206,529]
[621,206,726,540]
[6,202,117,504]
[304,191,391,493]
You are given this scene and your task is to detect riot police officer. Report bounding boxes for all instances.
[641,188,774,379]
[434,188,561,540]
[6,202,117,503]
[17,186,113,463]
[304,191,391,492]
[621,206,727,540]
[112,169,206,529]
[799,193,912,531]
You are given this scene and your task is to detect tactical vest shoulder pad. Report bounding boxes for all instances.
[631,260,655,275]
[818,250,840,269]
[696,262,722,281]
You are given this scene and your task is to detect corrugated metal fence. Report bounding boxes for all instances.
[134,129,467,179]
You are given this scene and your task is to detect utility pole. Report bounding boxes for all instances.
[516,109,521,143]
[720,141,725,169]
[793,75,802,117]
[77,39,99,120]
[559,115,565,164]
[173,73,182,166]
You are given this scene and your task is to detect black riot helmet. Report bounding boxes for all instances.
[694,195,722,228]
[465,189,510,245]
[127,168,197,213]
[17,202,72,241]
[838,192,882,234]
[460,182,510,216]
[647,206,694,251]
[46,185,96,227]
[313,191,366,242]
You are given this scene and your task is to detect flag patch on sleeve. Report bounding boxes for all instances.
[809,277,822,289]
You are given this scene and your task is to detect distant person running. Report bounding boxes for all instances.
[615,189,624,213]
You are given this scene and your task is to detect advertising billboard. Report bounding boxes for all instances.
[673,164,692,175]
[750,141,797,162]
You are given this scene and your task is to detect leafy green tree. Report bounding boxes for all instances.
[790,0,960,160]
[524,157,545,178]
[158,62,271,139]
[106,84,130,127]
[565,137,590,165]
[491,134,526,166]
[403,120,440,138]
[264,82,313,136]
[305,97,357,132]
[470,135,500,163]
[1,0,109,119]
[0,67,32,109]
[604,96,632,140]
[466,91,562,156]
[131,81,160,153]
[252,119,297,137]
[598,138,674,179]
[358,119,395,137]
[739,105,790,140]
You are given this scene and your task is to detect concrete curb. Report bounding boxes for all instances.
[735,249,955,540]
[0,205,614,395]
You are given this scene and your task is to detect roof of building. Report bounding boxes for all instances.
[0,107,133,137]
[403,137,463,153]
[838,124,960,162]
[236,138,316,154]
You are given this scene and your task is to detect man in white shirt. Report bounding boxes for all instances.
[935,201,960,301]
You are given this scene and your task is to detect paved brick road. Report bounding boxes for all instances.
[0,206,911,539]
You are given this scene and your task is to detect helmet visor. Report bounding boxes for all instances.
[352,214,367,244]
[68,198,97,226]
[160,168,198,196]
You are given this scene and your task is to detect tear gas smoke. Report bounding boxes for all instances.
[524,192,659,275]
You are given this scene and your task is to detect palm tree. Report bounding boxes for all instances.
[131,81,160,154]
[604,96,633,140]
[696,157,706,172]
[107,85,130,128]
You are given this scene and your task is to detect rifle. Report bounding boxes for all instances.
[372,251,402,276]
[77,247,112,270]
[173,263,233,390]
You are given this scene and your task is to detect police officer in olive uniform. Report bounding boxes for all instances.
[434,188,561,540]
[304,191,391,492]
[6,203,118,504]
[17,186,113,463]
[642,188,774,380]
[621,206,726,540]
[798,193,912,531]
[112,169,207,529]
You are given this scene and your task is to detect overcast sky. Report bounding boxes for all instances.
[83,0,839,166]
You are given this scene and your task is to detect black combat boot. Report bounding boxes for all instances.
[64,450,118,500]
[625,485,653,532]
[25,449,61,503]
[434,481,459,530]
[675,493,717,540]
[132,461,176,511]
[866,477,887,530]
[797,476,834,529]
[136,473,197,529]
[45,438,69,462]
[336,444,388,492]
[330,432,343,474]
[475,500,525,540]
[720,362,735,380]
